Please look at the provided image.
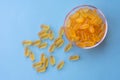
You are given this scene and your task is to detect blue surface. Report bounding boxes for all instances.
[0,0,120,80]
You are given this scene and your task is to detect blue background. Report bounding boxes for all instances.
[0,0,120,80]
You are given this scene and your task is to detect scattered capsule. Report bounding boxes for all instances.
[50,55,55,66]
[48,30,54,40]
[69,55,80,61]
[59,27,64,37]
[24,47,30,57]
[32,40,41,46]
[55,39,64,48]
[57,61,64,70]
[38,30,46,36]
[29,52,35,61]
[38,42,47,48]
[44,58,48,68]
[49,44,55,53]
[36,66,46,73]
[64,43,72,52]
[39,33,49,40]
[32,61,43,68]
[40,53,46,63]
[22,40,32,46]
[41,24,50,31]
[54,37,61,44]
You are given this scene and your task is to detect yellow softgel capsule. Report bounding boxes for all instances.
[44,58,48,68]
[22,40,32,46]
[40,53,46,63]
[59,27,64,37]
[36,66,46,73]
[49,43,55,53]
[39,33,49,40]
[29,52,35,61]
[50,55,55,66]
[64,43,72,52]
[38,42,47,48]
[24,47,30,57]
[32,61,43,68]
[55,38,64,48]
[80,24,89,29]
[69,55,80,61]
[32,40,41,46]
[89,26,95,33]
[57,61,64,70]
[48,30,54,40]
[41,24,50,31]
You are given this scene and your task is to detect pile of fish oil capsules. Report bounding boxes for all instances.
[64,7,106,48]
[22,24,80,73]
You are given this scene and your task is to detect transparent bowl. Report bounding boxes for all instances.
[64,5,108,49]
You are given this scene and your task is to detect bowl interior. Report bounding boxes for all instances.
[64,5,108,49]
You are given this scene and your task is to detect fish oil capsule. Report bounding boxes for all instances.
[57,61,64,70]
[48,30,54,40]
[38,42,47,48]
[29,52,35,61]
[59,27,64,37]
[38,30,46,36]
[32,40,41,46]
[80,24,89,29]
[89,26,95,33]
[22,40,32,46]
[56,39,64,48]
[32,61,43,68]
[40,53,46,63]
[64,43,72,52]
[50,55,55,66]
[44,58,48,68]
[24,47,30,57]
[41,24,50,31]
[69,55,80,61]
[39,33,49,40]
[36,66,46,73]
[49,43,55,53]
[54,37,61,44]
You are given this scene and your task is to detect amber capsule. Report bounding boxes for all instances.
[64,43,72,52]
[57,61,64,70]
[29,52,35,61]
[49,43,55,53]
[40,53,46,63]
[55,39,64,48]
[89,26,95,33]
[59,27,64,37]
[54,37,61,44]
[44,58,48,68]
[38,30,46,36]
[80,24,89,29]
[69,55,80,61]
[22,40,32,46]
[24,47,30,57]
[38,42,47,48]
[36,66,46,72]
[32,40,41,46]
[41,24,50,31]
[50,55,55,66]
[39,33,49,40]
[32,61,43,68]
[48,30,54,40]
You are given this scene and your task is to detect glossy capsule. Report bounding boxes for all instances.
[49,44,55,53]
[32,40,41,46]
[24,47,30,57]
[29,51,35,61]
[22,40,32,46]
[69,55,80,61]
[32,61,43,68]
[57,61,64,70]
[36,66,46,73]
[38,42,47,48]
[64,43,72,52]
[41,24,50,31]
[50,55,55,66]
